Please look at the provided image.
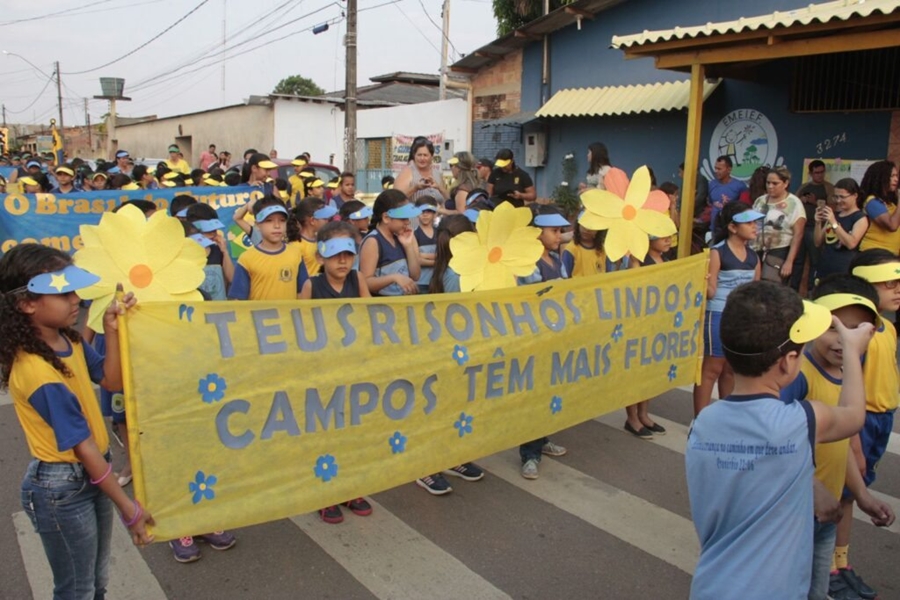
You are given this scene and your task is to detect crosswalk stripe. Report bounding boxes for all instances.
[13,511,166,600]
[290,499,513,600]
[477,450,700,575]
[595,411,900,535]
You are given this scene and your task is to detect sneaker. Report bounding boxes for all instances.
[169,537,201,563]
[828,572,863,600]
[840,567,877,599]
[196,531,236,551]
[416,474,453,495]
[541,441,567,457]
[110,422,125,448]
[442,463,485,482]
[521,458,540,479]
[319,505,344,524]
[343,498,373,516]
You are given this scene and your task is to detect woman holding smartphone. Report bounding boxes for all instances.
[813,178,868,280]
[394,137,448,205]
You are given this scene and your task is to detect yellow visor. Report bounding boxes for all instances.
[814,293,881,326]
[852,263,900,284]
[789,300,833,344]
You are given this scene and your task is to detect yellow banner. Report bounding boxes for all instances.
[123,254,708,541]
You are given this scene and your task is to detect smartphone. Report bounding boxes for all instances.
[816,199,827,210]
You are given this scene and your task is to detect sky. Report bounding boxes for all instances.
[0,0,498,127]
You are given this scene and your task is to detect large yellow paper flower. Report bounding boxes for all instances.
[449,202,544,291]
[74,204,207,330]
[579,165,676,261]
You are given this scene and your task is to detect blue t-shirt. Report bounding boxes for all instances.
[686,394,815,600]
[708,178,748,224]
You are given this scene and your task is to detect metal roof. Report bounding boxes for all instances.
[535,79,720,118]
[612,0,900,49]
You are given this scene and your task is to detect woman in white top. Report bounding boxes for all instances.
[752,166,806,289]
[578,142,612,194]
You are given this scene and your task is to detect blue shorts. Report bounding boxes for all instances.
[703,310,724,358]
[859,410,894,487]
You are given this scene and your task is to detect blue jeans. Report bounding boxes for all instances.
[809,520,836,600]
[21,458,113,600]
[519,437,547,463]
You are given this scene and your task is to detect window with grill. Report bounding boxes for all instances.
[791,47,900,112]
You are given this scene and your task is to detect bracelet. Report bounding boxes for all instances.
[121,499,143,528]
[90,463,112,485]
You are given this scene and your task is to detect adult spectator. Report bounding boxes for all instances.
[199,144,218,171]
[107,150,133,176]
[708,156,747,225]
[165,144,191,174]
[446,152,480,214]
[794,160,835,290]
[394,136,447,204]
[859,160,900,254]
[752,167,806,288]
[813,177,867,281]
[475,157,493,184]
[216,151,231,170]
[579,142,611,193]
[269,149,278,159]
[487,149,535,208]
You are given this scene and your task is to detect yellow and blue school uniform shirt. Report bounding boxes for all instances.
[561,243,606,278]
[298,237,321,277]
[9,339,110,462]
[861,195,900,254]
[863,321,899,413]
[781,351,849,499]
[228,241,308,301]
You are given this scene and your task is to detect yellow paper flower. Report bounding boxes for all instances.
[579,165,676,261]
[449,202,544,291]
[74,204,207,331]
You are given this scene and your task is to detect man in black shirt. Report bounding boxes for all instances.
[486,149,536,208]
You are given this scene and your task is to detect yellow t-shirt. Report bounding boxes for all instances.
[232,242,306,301]
[860,196,900,254]
[797,354,849,500]
[165,158,191,175]
[10,339,110,462]
[864,322,900,413]
[289,175,307,204]
[563,243,606,278]
[298,237,321,276]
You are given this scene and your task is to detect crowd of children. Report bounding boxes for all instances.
[1,143,898,599]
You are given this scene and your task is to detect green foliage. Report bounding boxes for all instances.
[272,75,325,97]
[552,153,580,220]
[492,0,574,36]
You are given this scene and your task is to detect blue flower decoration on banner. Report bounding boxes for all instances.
[611,324,624,342]
[189,470,217,504]
[452,344,469,366]
[550,395,563,415]
[674,311,683,328]
[453,412,474,438]
[694,292,703,307]
[668,364,678,381]
[314,454,338,482]
[389,431,407,454]
[198,373,227,404]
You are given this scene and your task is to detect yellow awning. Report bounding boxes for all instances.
[535,79,720,118]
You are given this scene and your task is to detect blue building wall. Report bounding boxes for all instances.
[517,0,893,196]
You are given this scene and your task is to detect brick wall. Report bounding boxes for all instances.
[471,50,523,121]
[472,123,524,170]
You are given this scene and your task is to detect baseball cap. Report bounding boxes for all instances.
[317,237,357,258]
[494,149,514,169]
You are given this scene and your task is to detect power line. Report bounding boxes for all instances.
[393,4,442,56]
[416,0,461,59]
[5,77,54,113]
[0,0,120,27]
[62,0,213,75]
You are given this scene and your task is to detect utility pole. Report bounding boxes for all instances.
[85,98,92,152]
[2,104,6,126]
[343,0,357,174]
[439,0,450,100]
[55,61,64,130]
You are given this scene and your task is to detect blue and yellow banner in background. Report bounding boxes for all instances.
[121,254,708,541]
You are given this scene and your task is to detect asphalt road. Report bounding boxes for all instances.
[1,387,898,599]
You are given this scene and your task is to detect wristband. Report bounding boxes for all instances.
[90,463,112,485]
[121,499,143,528]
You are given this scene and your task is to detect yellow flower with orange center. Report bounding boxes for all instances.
[449,202,544,291]
[579,165,677,261]
[74,204,207,330]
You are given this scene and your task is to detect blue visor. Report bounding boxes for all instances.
[533,213,570,228]
[733,209,766,223]
[317,237,358,258]
[26,265,100,295]
[466,192,487,206]
[192,219,224,232]
[386,204,420,219]
[190,234,216,248]
[348,206,373,220]
[313,205,339,220]
[175,208,189,218]
[464,209,481,224]
[417,204,437,213]
[256,205,289,222]
[115,150,130,159]
[26,160,41,169]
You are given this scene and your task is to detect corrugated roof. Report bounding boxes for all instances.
[535,79,720,118]
[612,0,900,49]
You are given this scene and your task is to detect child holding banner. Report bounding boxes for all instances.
[414,197,438,293]
[185,203,234,301]
[693,203,762,416]
[518,205,570,480]
[359,189,421,296]
[686,281,873,600]
[0,244,154,599]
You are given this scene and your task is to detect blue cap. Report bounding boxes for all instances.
[175,208,189,218]
[313,205,339,220]
[256,205,289,222]
[464,208,481,223]
[348,206,373,220]
[317,237,358,258]
[192,219,225,233]
[189,234,216,248]
[26,265,100,295]
[733,209,766,223]
[533,213,570,228]
[386,204,420,219]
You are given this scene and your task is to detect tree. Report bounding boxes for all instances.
[272,75,325,97]
[492,0,574,36]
